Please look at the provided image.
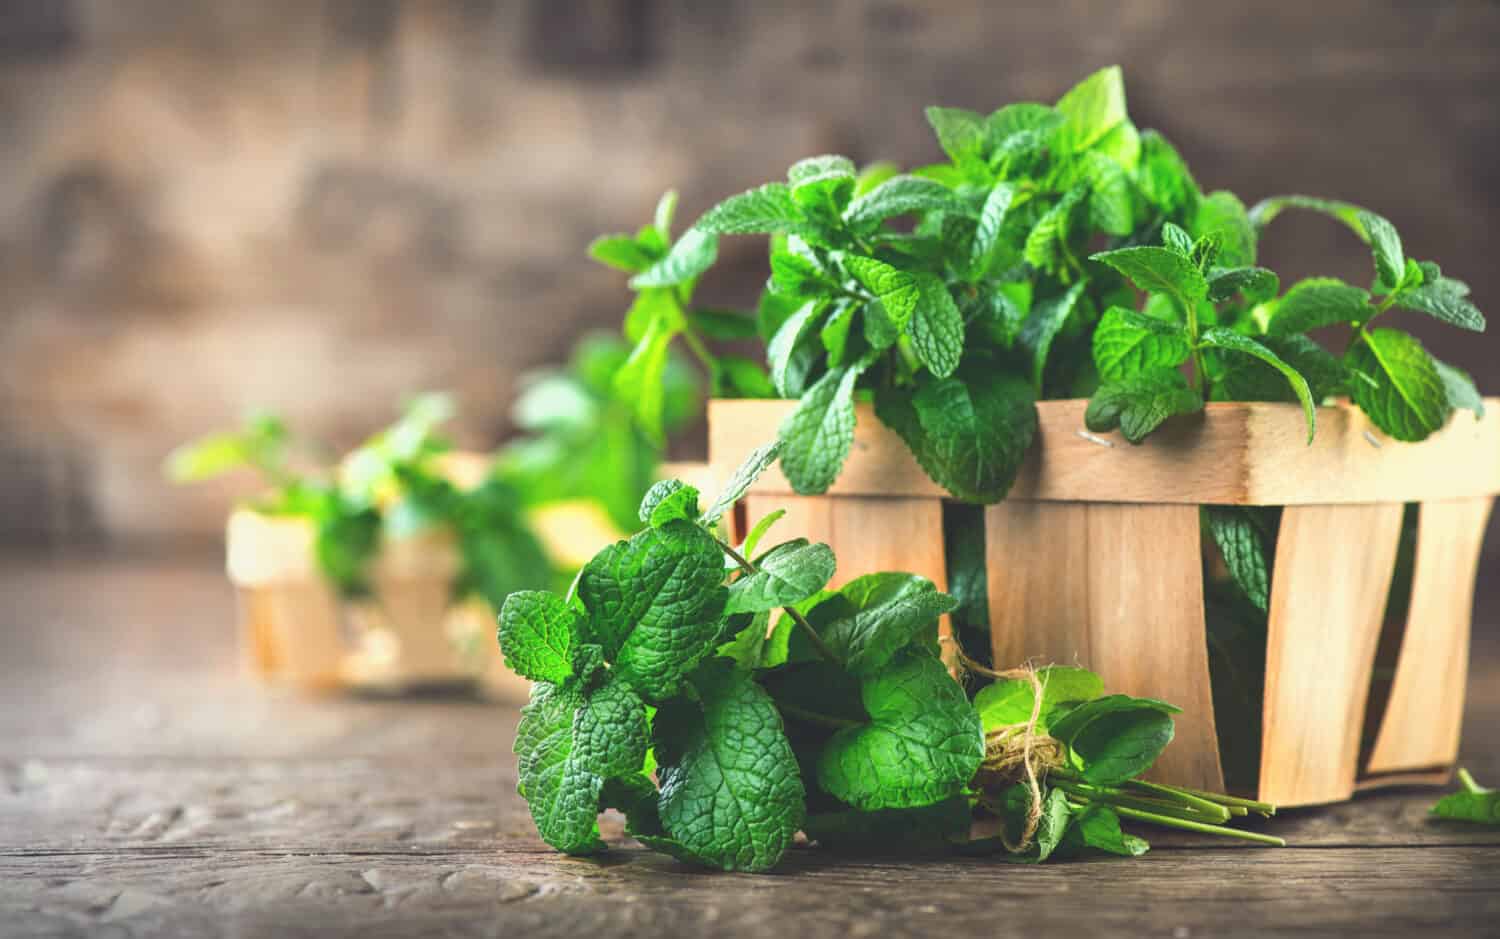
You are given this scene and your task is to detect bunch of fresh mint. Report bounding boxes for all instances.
[499,448,1281,871]
[592,66,1485,505]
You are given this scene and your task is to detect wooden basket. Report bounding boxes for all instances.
[709,398,1500,807]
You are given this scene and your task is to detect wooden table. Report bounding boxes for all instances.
[3,557,1497,938]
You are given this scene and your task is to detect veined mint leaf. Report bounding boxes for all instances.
[726,539,837,615]
[1208,266,1280,304]
[1161,222,1194,257]
[629,229,719,288]
[1198,328,1316,441]
[770,248,831,298]
[1055,65,1127,152]
[875,361,1038,504]
[1192,191,1256,267]
[845,256,920,329]
[1435,359,1485,417]
[588,234,655,274]
[577,521,729,700]
[925,106,989,167]
[1395,278,1487,332]
[766,300,824,398]
[1092,306,1192,381]
[1357,210,1404,290]
[1266,277,1371,336]
[1346,329,1450,441]
[910,274,965,378]
[1076,150,1136,235]
[986,102,1062,145]
[1023,185,1087,277]
[968,182,1017,278]
[778,361,866,495]
[1085,369,1203,444]
[991,785,1073,864]
[789,154,857,184]
[638,479,700,527]
[1048,694,1180,785]
[1189,232,1222,273]
[1212,333,1346,405]
[818,650,984,811]
[1090,245,1209,310]
[1205,507,1271,612]
[1137,130,1198,216]
[498,591,578,685]
[1019,281,1088,390]
[701,440,782,525]
[653,663,805,871]
[515,678,649,855]
[820,302,857,367]
[695,183,806,236]
[974,666,1104,735]
[845,176,968,232]
[801,573,957,677]
[714,610,773,671]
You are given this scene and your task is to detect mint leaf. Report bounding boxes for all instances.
[1204,507,1270,612]
[498,591,578,685]
[1076,151,1137,235]
[689,308,758,341]
[766,300,823,397]
[818,650,984,811]
[1048,694,1180,785]
[1091,306,1192,381]
[1266,277,1371,336]
[1023,185,1087,276]
[577,521,728,700]
[695,183,806,235]
[1396,278,1487,332]
[789,154,857,184]
[1207,266,1280,304]
[739,509,785,560]
[845,176,967,232]
[875,361,1038,503]
[802,573,957,676]
[653,190,678,241]
[1346,328,1450,441]
[770,246,831,297]
[1212,333,1346,404]
[1192,191,1256,267]
[588,234,655,274]
[968,182,1017,277]
[1089,245,1208,311]
[726,539,836,615]
[715,610,773,670]
[778,359,869,495]
[1198,328,1316,441]
[638,479,700,527]
[1059,804,1150,858]
[1430,769,1500,826]
[820,302,857,367]
[614,314,679,443]
[1357,210,1404,290]
[992,785,1073,864]
[974,666,1104,734]
[515,678,650,855]
[910,274,965,378]
[1435,359,1485,417]
[1054,65,1126,152]
[716,355,777,399]
[1137,130,1197,215]
[1249,194,1367,238]
[629,229,719,288]
[652,663,805,871]
[925,106,988,167]
[701,440,781,525]
[1019,281,1088,390]
[1161,222,1194,257]
[1085,369,1204,444]
[845,256,920,329]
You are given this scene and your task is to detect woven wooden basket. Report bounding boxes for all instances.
[709,398,1500,807]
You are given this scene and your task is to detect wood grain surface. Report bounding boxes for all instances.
[2,556,1498,938]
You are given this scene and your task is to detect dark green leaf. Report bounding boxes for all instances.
[968,182,1017,277]
[777,362,866,495]
[1050,695,1179,785]
[910,274,965,378]
[1019,282,1088,390]
[1091,306,1192,381]
[1396,278,1487,332]
[846,176,967,231]
[1267,277,1371,336]
[1430,769,1500,825]
[726,539,837,615]
[1346,329,1451,441]
[1198,328,1316,441]
[638,479,700,527]
[498,591,578,685]
[1358,210,1404,290]
[690,308,758,341]
[1089,245,1208,309]
[1207,267,1280,304]
[1204,507,1270,612]
[802,573,957,676]
[766,300,824,398]
[845,256,920,329]
[1085,369,1204,444]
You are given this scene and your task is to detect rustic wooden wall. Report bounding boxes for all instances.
[2,0,1498,550]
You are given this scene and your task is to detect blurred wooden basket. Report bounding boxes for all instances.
[710,397,1500,807]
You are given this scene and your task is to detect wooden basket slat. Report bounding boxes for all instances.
[709,399,1500,506]
[236,583,345,688]
[1260,503,1404,806]
[983,502,1092,668]
[1365,496,1494,776]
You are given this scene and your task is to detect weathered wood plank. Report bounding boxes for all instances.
[708,399,1500,506]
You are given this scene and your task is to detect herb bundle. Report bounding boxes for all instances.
[499,448,1280,871]
[598,66,1486,505]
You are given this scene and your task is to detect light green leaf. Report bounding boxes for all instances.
[1346,328,1450,441]
[694,183,806,235]
[1435,359,1485,418]
[652,663,805,871]
[766,300,823,398]
[845,256,920,329]
[637,479,700,527]
[1207,266,1280,304]
[654,190,678,241]
[974,666,1104,735]
[1266,277,1371,336]
[925,106,989,167]
[1249,194,1367,238]
[1055,64,1127,152]
[789,154,857,184]
[1192,191,1256,267]
[968,182,1016,277]
[701,440,782,525]
[1198,328,1316,441]
[1358,210,1404,290]
[1136,130,1198,215]
[588,234,655,274]
[1161,222,1194,256]
[1089,245,1208,310]
[726,539,836,615]
[1395,278,1487,332]
[739,508,785,560]
[498,591,578,685]
[1085,369,1204,444]
[845,176,968,231]
[818,650,984,811]
[1091,306,1192,381]
[1023,185,1087,276]
[629,229,718,288]
[910,274,965,378]
[1430,768,1500,825]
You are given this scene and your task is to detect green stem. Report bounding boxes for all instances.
[1054,780,1230,825]
[1154,785,1277,817]
[1111,805,1286,846]
[1124,780,1238,821]
[719,539,841,666]
[779,701,860,731]
[1458,767,1488,795]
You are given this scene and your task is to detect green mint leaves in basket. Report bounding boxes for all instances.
[590,66,1487,507]
[499,446,1283,872]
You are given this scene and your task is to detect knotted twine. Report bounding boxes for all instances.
[946,637,1066,854]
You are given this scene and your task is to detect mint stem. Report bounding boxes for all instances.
[1155,784,1278,817]
[1124,780,1237,820]
[1054,780,1231,825]
[718,538,841,666]
[1110,804,1286,846]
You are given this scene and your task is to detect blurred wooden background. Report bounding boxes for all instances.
[1,0,1497,571]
